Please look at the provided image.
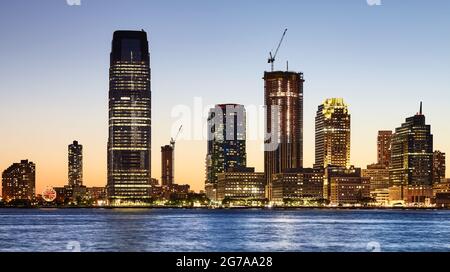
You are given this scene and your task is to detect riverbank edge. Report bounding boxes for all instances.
[0,206,447,210]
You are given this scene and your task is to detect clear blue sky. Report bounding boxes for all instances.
[0,0,449,192]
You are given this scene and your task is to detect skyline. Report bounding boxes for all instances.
[1,1,450,194]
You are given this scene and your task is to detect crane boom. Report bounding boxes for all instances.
[268,28,288,71]
[170,125,183,147]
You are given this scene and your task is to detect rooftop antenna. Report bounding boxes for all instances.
[268,28,288,72]
[419,101,423,115]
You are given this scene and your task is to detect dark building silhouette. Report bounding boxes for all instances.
[433,150,446,183]
[314,98,351,169]
[377,131,393,169]
[2,160,36,202]
[264,71,304,186]
[161,145,174,186]
[68,140,83,187]
[205,104,246,201]
[107,30,152,204]
[390,103,433,191]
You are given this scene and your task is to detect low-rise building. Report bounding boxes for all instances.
[271,168,323,204]
[433,179,450,196]
[370,188,390,206]
[216,167,265,202]
[324,166,370,205]
[389,185,434,204]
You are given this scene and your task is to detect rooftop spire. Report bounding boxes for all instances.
[420,101,423,115]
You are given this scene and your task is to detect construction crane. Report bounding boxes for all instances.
[268,28,288,72]
[170,125,183,148]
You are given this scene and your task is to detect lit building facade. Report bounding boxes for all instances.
[324,166,370,204]
[433,150,446,183]
[314,98,351,169]
[161,145,174,186]
[264,71,304,185]
[107,30,152,204]
[362,165,390,192]
[271,168,324,204]
[377,131,392,168]
[68,140,83,187]
[389,104,433,202]
[1,160,36,202]
[205,104,246,200]
[216,167,265,202]
[329,176,370,205]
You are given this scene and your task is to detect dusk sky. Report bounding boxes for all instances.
[0,0,449,193]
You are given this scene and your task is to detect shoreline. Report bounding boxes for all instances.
[0,206,447,210]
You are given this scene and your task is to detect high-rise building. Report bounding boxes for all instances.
[377,131,392,168]
[2,160,36,202]
[68,140,83,187]
[264,71,304,185]
[314,98,351,169]
[161,145,174,186]
[107,30,152,204]
[433,150,446,183]
[390,103,433,201]
[205,104,246,200]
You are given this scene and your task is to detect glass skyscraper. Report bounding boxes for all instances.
[390,104,433,187]
[107,30,152,204]
[205,104,246,200]
[264,71,304,185]
[68,140,83,187]
[314,98,351,169]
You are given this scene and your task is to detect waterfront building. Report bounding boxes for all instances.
[389,103,433,203]
[377,131,393,168]
[161,145,174,186]
[433,180,450,196]
[264,71,304,185]
[314,98,351,169]
[68,140,83,187]
[324,166,370,205]
[107,30,152,204]
[270,168,323,204]
[370,188,390,206]
[205,104,246,201]
[216,167,265,202]
[1,160,36,202]
[362,165,390,192]
[433,150,446,183]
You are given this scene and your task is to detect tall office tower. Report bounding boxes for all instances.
[390,103,433,188]
[161,145,174,186]
[68,140,83,187]
[107,30,152,204]
[377,131,392,168]
[205,104,246,200]
[314,98,351,169]
[1,160,36,202]
[433,150,446,183]
[264,71,304,185]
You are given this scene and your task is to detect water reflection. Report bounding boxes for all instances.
[0,209,449,252]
